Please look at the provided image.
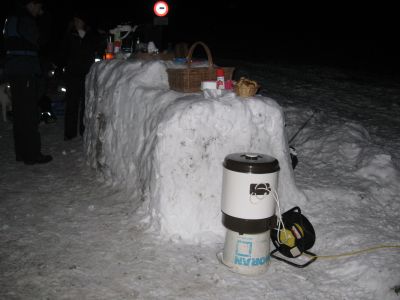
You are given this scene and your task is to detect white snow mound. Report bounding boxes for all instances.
[84,59,306,243]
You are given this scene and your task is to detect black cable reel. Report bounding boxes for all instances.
[270,206,317,268]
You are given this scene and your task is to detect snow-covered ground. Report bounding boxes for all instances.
[1,57,399,299]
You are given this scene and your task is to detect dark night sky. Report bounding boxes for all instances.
[1,0,399,74]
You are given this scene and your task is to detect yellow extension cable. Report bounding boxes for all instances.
[303,244,400,260]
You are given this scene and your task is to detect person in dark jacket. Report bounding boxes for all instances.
[61,12,105,140]
[3,0,52,164]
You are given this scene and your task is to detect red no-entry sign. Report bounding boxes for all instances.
[154,1,169,17]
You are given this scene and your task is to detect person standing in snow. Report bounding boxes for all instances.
[60,11,105,141]
[3,0,53,164]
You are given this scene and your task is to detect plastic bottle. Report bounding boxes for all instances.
[106,35,114,53]
[114,40,122,53]
[216,68,225,90]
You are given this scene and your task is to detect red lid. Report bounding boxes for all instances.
[216,68,224,76]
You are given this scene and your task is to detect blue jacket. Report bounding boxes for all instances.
[3,7,42,77]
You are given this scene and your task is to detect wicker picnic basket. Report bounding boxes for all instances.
[167,41,235,93]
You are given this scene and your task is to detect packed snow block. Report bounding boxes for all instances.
[84,59,306,243]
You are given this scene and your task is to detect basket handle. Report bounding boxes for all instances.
[186,41,213,69]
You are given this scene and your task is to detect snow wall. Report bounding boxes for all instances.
[84,59,307,243]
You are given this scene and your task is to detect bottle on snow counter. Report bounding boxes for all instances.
[106,35,114,53]
[216,68,225,90]
[114,40,122,53]
[104,35,114,60]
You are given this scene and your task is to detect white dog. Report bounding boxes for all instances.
[0,82,12,122]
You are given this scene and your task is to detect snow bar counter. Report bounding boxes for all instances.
[84,59,306,243]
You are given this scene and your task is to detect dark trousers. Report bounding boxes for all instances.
[64,76,85,139]
[9,76,42,160]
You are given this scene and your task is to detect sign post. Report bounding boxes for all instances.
[153,1,169,26]
[152,1,169,50]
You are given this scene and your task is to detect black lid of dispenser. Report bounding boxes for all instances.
[223,153,280,174]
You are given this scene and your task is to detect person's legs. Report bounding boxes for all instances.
[10,77,41,161]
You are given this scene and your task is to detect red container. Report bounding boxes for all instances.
[216,68,225,89]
